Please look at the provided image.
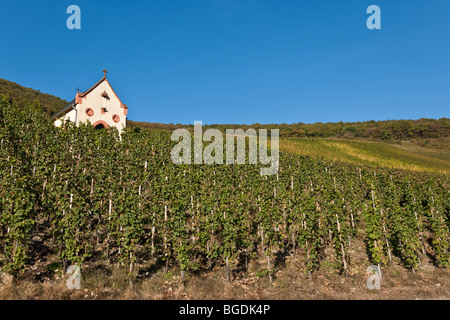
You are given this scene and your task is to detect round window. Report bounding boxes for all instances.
[112,114,120,123]
[85,108,94,116]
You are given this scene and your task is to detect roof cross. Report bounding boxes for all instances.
[103,69,108,78]
[75,87,81,93]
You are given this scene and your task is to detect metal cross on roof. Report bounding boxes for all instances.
[103,69,108,78]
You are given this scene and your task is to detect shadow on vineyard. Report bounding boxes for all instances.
[0,95,449,299]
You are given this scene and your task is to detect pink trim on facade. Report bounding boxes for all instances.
[92,120,110,128]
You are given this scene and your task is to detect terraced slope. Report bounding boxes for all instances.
[280,138,450,173]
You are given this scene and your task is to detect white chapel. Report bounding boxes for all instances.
[53,70,128,132]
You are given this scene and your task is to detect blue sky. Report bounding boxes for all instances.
[0,0,449,124]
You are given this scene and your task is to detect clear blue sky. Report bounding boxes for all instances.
[0,0,449,124]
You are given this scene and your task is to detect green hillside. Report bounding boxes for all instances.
[1,76,448,174]
[129,119,450,149]
[280,138,450,174]
[0,78,68,116]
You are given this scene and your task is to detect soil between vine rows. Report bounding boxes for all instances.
[1,236,449,300]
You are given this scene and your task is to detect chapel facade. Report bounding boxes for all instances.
[53,70,128,132]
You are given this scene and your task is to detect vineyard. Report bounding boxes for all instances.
[0,94,449,289]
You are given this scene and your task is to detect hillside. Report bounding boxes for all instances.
[1,89,450,301]
[2,76,449,147]
[279,138,450,174]
[1,75,449,158]
[129,119,450,149]
[1,96,449,301]
[0,78,68,117]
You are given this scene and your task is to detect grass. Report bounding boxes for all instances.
[279,138,450,174]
